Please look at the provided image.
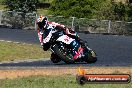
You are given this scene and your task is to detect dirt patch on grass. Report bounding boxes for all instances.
[0,67,131,79]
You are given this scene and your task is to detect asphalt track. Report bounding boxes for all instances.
[0,28,132,67]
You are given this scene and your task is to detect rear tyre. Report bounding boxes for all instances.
[52,44,75,64]
[50,53,61,63]
[85,50,97,63]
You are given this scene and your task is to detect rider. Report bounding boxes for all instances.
[36,15,83,59]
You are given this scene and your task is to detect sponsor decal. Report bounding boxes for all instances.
[76,67,131,85]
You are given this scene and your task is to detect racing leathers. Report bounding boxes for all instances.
[37,22,82,59]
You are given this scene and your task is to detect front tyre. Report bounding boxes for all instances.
[85,50,97,63]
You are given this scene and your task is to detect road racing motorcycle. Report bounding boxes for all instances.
[45,29,97,64]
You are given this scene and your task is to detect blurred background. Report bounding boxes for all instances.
[0,0,132,35]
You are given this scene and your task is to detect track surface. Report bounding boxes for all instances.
[0,28,132,67]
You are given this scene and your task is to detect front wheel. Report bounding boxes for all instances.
[85,50,97,63]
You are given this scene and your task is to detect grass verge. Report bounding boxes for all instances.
[0,75,131,88]
[0,41,51,62]
[0,67,132,79]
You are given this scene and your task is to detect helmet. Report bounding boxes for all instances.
[36,15,48,29]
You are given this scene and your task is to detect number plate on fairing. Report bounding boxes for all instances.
[57,35,75,44]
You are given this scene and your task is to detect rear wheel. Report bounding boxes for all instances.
[85,50,97,63]
[50,53,61,63]
[52,44,75,64]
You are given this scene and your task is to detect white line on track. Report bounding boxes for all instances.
[0,39,33,45]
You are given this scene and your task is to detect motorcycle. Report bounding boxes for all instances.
[46,30,97,64]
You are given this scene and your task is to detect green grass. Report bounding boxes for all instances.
[0,5,49,15]
[37,9,49,15]
[39,0,53,3]
[0,0,53,4]
[0,5,7,10]
[0,75,131,88]
[0,0,4,4]
[0,41,51,62]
